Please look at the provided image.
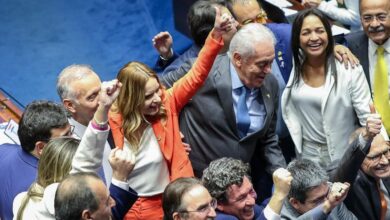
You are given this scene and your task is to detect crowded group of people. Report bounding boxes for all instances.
[0,0,389,219]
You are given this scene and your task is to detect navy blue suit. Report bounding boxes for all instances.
[0,144,38,220]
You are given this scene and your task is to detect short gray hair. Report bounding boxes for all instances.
[287,159,329,203]
[56,64,95,101]
[202,157,250,203]
[228,23,276,60]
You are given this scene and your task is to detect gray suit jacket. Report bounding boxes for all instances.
[161,54,286,175]
[281,199,357,220]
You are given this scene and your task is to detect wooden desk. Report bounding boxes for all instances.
[0,89,23,123]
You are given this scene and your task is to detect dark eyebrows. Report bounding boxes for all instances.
[196,202,209,211]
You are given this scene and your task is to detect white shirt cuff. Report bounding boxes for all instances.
[264,205,281,220]
[111,178,129,191]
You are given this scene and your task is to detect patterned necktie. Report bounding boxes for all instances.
[236,86,251,138]
[374,46,390,134]
[377,181,388,220]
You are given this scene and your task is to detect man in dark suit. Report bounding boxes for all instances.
[345,0,390,135]
[325,105,388,220]
[343,133,390,220]
[0,101,71,220]
[163,23,286,202]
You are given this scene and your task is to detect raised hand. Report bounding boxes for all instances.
[268,168,293,214]
[273,168,293,198]
[212,6,238,39]
[93,79,122,126]
[99,79,122,108]
[109,147,136,182]
[364,103,382,140]
[323,182,350,213]
[152,31,174,59]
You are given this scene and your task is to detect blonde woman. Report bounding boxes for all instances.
[12,138,78,220]
[108,8,233,220]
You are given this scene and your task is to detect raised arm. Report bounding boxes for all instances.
[152,31,179,73]
[167,7,234,111]
[331,104,382,183]
[71,80,121,174]
[267,168,293,217]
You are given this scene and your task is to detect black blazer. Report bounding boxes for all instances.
[345,31,371,89]
[331,136,390,220]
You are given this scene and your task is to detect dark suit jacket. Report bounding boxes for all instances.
[331,136,390,220]
[345,31,371,88]
[162,54,286,176]
[110,184,138,220]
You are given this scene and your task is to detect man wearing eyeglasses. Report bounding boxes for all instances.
[282,159,356,220]
[341,132,390,219]
[280,109,384,219]
[345,0,390,137]
[163,177,217,220]
[338,131,390,220]
[202,157,292,220]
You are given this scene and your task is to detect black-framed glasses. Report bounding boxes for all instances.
[366,148,390,163]
[362,13,389,23]
[179,198,217,214]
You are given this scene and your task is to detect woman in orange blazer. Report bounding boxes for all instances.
[108,8,236,220]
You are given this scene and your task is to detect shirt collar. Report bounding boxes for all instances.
[230,61,245,91]
[68,117,86,139]
[368,38,390,56]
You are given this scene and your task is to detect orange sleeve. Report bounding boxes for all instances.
[167,30,224,112]
[108,112,124,149]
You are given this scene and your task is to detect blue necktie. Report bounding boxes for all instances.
[236,86,251,138]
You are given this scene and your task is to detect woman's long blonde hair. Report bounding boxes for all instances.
[112,61,166,150]
[16,137,79,220]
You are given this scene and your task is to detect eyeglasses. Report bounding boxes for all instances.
[179,198,217,214]
[366,148,390,163]
[305,182,332,206]
[241,10,268,25]
[362,13,389,23]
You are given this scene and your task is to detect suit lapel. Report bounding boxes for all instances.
[357,35,370,87]
[321,60,336,115]
[152,120,166,152]
[349,33,370,87]
[213,56,237,132]
[258,85,272,136]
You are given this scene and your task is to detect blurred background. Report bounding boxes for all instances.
[0,0,192,107]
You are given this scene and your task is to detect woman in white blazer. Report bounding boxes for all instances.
[281,9,371,170]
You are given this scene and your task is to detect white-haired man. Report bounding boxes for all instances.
[56,65,113,185]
